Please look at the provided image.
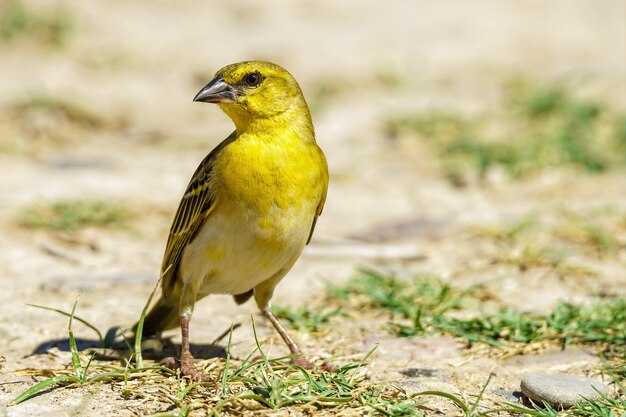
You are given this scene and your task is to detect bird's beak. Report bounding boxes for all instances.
[193,76,239,103]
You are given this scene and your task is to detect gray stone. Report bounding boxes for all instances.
[520,373,608,409]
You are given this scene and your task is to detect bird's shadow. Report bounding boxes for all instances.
[28,337,228,362]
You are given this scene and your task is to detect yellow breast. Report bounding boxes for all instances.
[181,129,327,293]
[211,130,327,245]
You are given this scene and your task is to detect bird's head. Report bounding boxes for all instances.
[193,61,311,132]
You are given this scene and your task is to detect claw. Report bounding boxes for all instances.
[180,358,213,382]
[320,360,337,372]
[290,356,336,372]
[290,356,315,369]
[159,356,180,370]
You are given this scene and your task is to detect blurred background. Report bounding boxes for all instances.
[0,0,624,400]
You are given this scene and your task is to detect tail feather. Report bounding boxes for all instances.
[135,296,180,337]
[233,289,254,305]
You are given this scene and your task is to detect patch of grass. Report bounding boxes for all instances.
[327,270,625,348]
[470,214,538,242]
[470,208,624,277]
[9,298,176,407]
[497,385,626,417]
[19,200,131,231]
[215,324,368,411]
[271,304,343,332]
[439,300,625,347]
[11,275,624,415]
[571,388,626,417]
[384,79,625,182]
[556,211,621,256]
[1,95,130,154]
[10,294,427,415]
[0,0,74,47]
[501,244,565,272]
[12,95,111,130]
[326,270,474,337]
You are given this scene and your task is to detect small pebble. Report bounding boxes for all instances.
[493,389,523,403]
[521,373,608,409]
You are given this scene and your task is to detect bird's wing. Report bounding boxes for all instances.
[160,132,237,296]
[306,190,326,245]
[306,150,328,245]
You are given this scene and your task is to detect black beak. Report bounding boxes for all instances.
[193,76,240,103]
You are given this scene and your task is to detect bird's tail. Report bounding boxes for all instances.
[135,296,180,338]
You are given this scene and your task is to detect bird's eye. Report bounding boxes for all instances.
[243,72,262,88]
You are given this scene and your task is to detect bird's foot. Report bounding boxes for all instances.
[320,360,337,372]
[181,356,213,382]
[159,356,180,370]
[290,356,315,369]
[159,356,214,382]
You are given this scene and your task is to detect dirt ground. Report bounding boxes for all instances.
[0,0,624,416]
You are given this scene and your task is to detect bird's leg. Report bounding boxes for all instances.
[262,308,301,354]
[256,275,335,371]
[178,313,211,382]
[159,313,210,381]
[159,286,212,382]
[262,308,316,369]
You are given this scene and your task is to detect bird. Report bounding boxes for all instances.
[137,61,329,381]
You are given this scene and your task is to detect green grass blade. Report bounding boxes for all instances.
[177,380,213,401]
[348,344,377,385]
[8,375,75,406]
[410,390,469,413]
[221,323,235,395]
[469,373,492,415]
[134,267,167,369]
[27,303,104,345]
[67,298,85,381]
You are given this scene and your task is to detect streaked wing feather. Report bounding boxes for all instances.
[160,132,236,296]
[306,152,328,245]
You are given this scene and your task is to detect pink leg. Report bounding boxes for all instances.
[160,314,213,382]
[262,308,337,370]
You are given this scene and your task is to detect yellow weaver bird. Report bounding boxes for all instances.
[138,61,328,381]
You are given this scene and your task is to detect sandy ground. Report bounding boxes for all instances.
[0,0,625,416]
